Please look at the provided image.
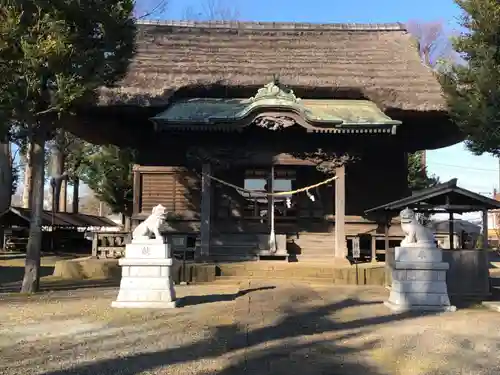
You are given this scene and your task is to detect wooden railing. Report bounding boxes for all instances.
[346,234,405,262]
[91,232,131,259]
[3,235,29,252]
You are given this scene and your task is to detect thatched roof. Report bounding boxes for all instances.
[98,20,445,112]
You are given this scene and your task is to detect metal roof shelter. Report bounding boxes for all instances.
[366,179,500,214]
[0,207,119,231]
[365,179,500,250]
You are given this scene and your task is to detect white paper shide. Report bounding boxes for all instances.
[385,208,456,312]
[112,204,177,309]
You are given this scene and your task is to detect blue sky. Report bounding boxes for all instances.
[18,1,499,209]
[142,0,498,199]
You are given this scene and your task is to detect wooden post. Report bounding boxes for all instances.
[200,163,212,259]
[334,165,347,258]
[482,209,489,250]
[59,179,67,212]
[449,212,454,250]
[371,235,377,262]
[132,169,141,216]
[91,233,98,258]
[384,221,389,252]
[72,177,79,213]
[267,166,276,252]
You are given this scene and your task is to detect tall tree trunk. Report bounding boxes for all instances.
[21,133,45,293]
[0,135,12,213]
[50,132,65,212]
[21,144,32,209]
[124,215,131,231]
[72,177,79,213]
[59,179,67,212]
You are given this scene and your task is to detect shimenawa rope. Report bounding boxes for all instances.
[202,173,337,197]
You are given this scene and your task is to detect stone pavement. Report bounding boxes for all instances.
[1,280,500,375]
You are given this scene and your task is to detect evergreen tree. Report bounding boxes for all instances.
[0,0,136,293]
[408,151,439,191]
[78,144,136,228]
[440,0,500,156]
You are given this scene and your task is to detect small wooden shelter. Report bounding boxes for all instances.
[366,179,500,250]
[0,207,119,252]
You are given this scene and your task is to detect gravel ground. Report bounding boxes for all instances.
[0,281,500,375]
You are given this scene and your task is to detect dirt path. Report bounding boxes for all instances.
[0,281,499,375]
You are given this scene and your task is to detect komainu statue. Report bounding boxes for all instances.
[400,207,436,248]
[132,204,167,242]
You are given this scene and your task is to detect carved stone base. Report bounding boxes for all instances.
[384,301,456,312]
[130,237,165,245]
[112,300,177,309]
[386,246,456,313]
[112,242,177,309]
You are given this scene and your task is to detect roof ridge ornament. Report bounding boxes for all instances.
[250,81,301,103]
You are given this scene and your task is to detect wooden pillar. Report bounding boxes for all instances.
[91,233,98,258]
[59,180,67,212]
[384,219,390,252]
[132,169,141,216]
[200,163,212,258]
[371,235,377,262]
[267,166,276,251]
[334,165,347,258]
[449,212,454,250]
[71,177,79,214]
[482,209,489,249]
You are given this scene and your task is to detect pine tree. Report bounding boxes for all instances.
[440,0,500,156]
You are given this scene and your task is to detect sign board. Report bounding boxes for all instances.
[352,237,361,259]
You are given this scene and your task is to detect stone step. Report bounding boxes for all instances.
[211,244,258,251]
[298,246,335,251]
[297,249,336,256]
[295,238,334,242]
[211,255,258,262]
[211,242,258,249]
[295,244,335,249]
[297,232,335,236]
[213,264,386,286]
[295,256,338,262]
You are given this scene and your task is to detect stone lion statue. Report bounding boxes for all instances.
[400,207,436,248]
[132,204,167,242]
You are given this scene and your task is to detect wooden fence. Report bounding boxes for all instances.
[91,232,131,258]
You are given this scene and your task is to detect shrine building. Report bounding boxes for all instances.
[72,21,462,263]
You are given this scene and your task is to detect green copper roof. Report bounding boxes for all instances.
[151,82,401,130]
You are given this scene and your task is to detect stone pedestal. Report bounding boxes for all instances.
[112,239,177,309]
[385,246,456,312]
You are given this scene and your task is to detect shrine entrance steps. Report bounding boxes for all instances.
[210,261,386,286]
[209,232,339,262]
[290,232,336,262]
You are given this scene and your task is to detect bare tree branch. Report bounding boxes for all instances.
[183,0,240,21]
[406,20,455,67]
[135,0,169,20]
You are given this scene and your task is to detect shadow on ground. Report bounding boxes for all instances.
[0,254,26,261]
[0,271,119,293]
[177,286,276,307]
[38,286,437,375]
[0,265,55,286]
[0,252,119,293]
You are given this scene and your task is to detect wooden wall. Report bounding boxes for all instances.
[134,166,200,219]
[133,150,409,235]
